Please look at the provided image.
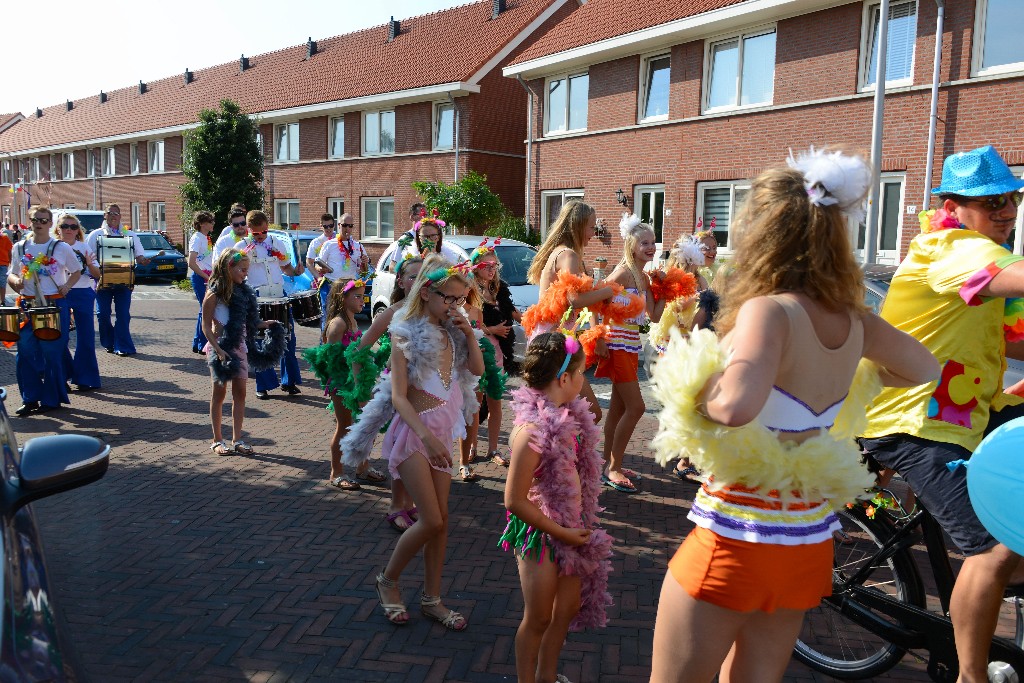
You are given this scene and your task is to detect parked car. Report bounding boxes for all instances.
[371,235,538,362]
[132,231,188,280]
[863,264,1024,387]
[49,210,105,235]
[0,386,111,681]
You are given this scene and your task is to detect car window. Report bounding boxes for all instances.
[377,243,399,272]
[863,278,890,316]
[296,238,312,262]
[495,245,537,286]
[138,234,173,251]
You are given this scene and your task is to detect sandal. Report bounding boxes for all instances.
[555,675,574,683]
[328,475,360,490]
[420,594,467,631]
[602,473,637,493]
[674,465,703,484]
[233,440,255,455]
[458,465,479,482]
[621,468,643,481]
[406,507,418,522]
[489,450,510,467]
[375,573,409,625]
[356,466,387,484]
[386,509,416,532]
[209,441,231,456]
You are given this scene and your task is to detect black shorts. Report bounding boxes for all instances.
[860,402,1024,557]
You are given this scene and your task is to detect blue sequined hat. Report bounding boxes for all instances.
[932,145,1024,197]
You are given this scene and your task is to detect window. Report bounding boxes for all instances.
[28,158,39,183]
[131,203,141,232]
[61,153,74,180]
[87,149,96,178]
[363,111,395,155]
[855,175,905,264]
[640,55,671,121]
[101,147,115,176]
[975,0,1024,75]
[862,0,917,89]
[705,28,776,111]
[130,143,139,175]
[48,155,56,181]
[329,117,345,158]
[362,197,394,239]
[540,190,584,239]
[1011,167,1024,255]
[0,159,10,185]
[635,185,665,244]
[434,103,454,150]
[327,198,345,221]
[696,181,752,250]
[148,140,164,172]
[274,199,300,228]
[148,202,166,231]
[544,73,588,134]
[275,123,299,162]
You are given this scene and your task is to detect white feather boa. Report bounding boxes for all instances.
[651,328,878,508]
[340,315,480,468]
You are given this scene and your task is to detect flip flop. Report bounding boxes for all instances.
[674,465,703,484]
[621,468,643,480]
[602,473,637,493]
[386,509,416,532]
[328,475,360,490]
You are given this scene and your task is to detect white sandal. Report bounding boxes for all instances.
[209,441,230,456]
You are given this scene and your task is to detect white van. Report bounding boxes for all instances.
[50,209,106,234]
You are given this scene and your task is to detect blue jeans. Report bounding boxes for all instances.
[96,285,135,354]
[17,298,71,407]
[254,312,301,391]
[319,279,331,333]
[191,273,208,351]
[62,287,101,388]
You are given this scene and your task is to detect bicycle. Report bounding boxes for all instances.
[792,489,1024,682]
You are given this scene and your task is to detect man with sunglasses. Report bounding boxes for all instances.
[85,203,152,356]
[212,208,251,261]
[314,212,368,330]
[305,213,337,274]
[860,145,1024,682]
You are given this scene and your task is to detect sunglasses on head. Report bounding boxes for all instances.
[962,193,1024,211]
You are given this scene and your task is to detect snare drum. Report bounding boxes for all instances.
[290,290,322,323]
[0,307,21,342]
[28,306,61,341]
[96,235,135,288]
[257,298,291,327]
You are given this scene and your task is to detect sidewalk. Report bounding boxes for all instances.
[1,295,949,681]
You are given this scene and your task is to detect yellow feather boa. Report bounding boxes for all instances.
[649,296,697,350]
[651,328,879,508]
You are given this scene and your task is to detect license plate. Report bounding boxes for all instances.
[363,295,369,304]
[157,264,174,270]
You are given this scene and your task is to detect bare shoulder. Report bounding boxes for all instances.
[555,248,582,274]
[605,265,631,286]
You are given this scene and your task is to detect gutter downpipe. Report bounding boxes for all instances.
[864,0,890,265]
[923,0,945,210]
[516,75,533,232]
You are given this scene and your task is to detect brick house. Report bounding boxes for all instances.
[0,0,575,257]
[502,0,1024,266]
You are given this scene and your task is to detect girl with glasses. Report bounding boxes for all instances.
[54,216,102,391]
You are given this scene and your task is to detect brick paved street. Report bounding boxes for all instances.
[0,287,1007,682]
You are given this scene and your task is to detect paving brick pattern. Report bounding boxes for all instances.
[0,290,1015,681]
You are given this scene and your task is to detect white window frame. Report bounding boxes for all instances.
[48,155,56,181]
[148,202,166,231]
[433,102,455,150]
[130,143,139,175]
[101,147,115,177]
[634,184,666,254]
[275,122,299,163]
[1,159,11,185]
[327,198,345,221]
[543,72,589,136]
[148,140,164,172]
[274,199,301,228]
[1009,166,1024,256]
[702,25,777,113]
[972,0,1024,77]
[28,158,40,183]
[638,52,671,123]
[131,202,141,232]
[853,173,906,264]
[539,189,584,240]
[859,0,917,91]
[328,116,345,159]
[61,153,74,180]
[361,196,395,241]
[362,110,396,156]
[86,149,96,178]
[695,180,753,253]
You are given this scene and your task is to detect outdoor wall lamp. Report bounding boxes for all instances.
[615,188,629,207]
[594,218,608,238]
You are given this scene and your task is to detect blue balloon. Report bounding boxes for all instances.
[967,416,1024,556]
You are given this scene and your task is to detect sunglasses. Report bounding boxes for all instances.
[231,221,247,228]
[962,193,1024,211]
[432,290,467,306]
[250,230,268,237]
[340,223,355,228]
[322,223,336,229]
[478,262,499,270]
[30,217,52,224]
[60,224,79,230]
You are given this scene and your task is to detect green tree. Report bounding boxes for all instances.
[180,99,264,237]
[411,171,505,233]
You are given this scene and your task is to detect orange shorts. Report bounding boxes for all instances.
[594,349,639,383]
[669,526,833,613]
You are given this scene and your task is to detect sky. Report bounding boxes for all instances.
[1,0,459,116]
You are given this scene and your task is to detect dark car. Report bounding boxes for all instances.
[133,232,188,280]
[0,387,110,681]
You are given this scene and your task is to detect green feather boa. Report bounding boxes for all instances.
[478,337,507,401]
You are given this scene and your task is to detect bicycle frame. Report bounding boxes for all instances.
[827,505,1024,681]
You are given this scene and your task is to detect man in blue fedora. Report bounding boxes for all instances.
[861,145,1024,681]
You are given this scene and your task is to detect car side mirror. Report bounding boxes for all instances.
[11,435,110,513]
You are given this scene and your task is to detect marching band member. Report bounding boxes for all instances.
[212,208,249,261]
[314,212,368,331]
[55,214,102,391]
[305,213,337,274]
[187,211,217,354]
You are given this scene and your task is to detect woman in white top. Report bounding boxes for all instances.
[54,214,102,390]
[188,211,216,353]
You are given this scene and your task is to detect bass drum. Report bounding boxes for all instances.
[0,307,21,342]
[290,290,322,325]
[28,306,61,341]
[258,297,291,327]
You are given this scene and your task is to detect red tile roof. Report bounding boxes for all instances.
[0,0,553,153]
[511,0,747,64]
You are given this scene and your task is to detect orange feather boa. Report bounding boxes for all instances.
[648,268,698,303]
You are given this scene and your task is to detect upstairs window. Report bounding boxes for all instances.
[862,0,917,89]
[975,0,1024,75]
[705,28,776,111]
[329,116,345,158]
[62,153,74,180]
[275,122,299,162]
[87,149,96,178]
[148,140,165,172]
[640,55,671,121]
[101,147,115,177]
[130,143,139,175]
[362,197,394,239]
[1,159,11,185]
[363,111,395,155]
[29,158,40,182]
[545,73,588,134]
[434,103,454,150]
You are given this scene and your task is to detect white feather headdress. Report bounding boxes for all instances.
[786,146,872,224]
[671,237,705,267]
[619,212,643,240]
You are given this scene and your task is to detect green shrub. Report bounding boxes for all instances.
[173,278,194,292]
[484,214,540,246]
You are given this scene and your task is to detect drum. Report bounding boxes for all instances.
[257,298,290,327]
[96,235,134,288]
[0,307,21,342]
[290,290,322,324]
[28,306,61,341]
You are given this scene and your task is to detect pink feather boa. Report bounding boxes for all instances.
[509,386,614,631]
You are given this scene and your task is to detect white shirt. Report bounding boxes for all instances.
[241,234,289,295]
[86,223,145,260]
[188,232,215,273]
[16,238,79,297]
[69,241,99,290]
[306,234,331,264]
[212,228,250,262]
[317,236,367,281]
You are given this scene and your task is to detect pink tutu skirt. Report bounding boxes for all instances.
[383,389,466,480]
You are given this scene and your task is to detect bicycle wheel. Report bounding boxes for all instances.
[793,505,925,679]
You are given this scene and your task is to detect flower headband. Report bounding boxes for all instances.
[470,236,501,264]
[343,279,365,294]
[230,251,248,263]
[786,146,871,224]
[424,260,476,283]
[414,207,447,232]
[556,308,591,376]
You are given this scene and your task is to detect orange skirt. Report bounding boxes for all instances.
[594,348,639,383]
[669,526,833,613]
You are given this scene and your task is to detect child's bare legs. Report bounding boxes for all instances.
[210,381,228,442]
[516,555,581,683]
[329,398,353,479]
[230,376,246,442]
[390,479,415,515]
[459,392,482,467]
[486,395,502,454]
[603,381,644,487]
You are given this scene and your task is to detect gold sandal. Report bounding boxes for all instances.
[374,573,408,625]
[420,594,467,631]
